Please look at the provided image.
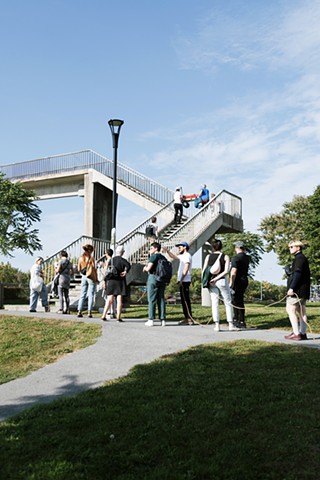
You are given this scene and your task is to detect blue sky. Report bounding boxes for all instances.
[1,0,320,284]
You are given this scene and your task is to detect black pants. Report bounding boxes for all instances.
[180,282,192,320]
[174,203,183,225]
[232,280,248,323]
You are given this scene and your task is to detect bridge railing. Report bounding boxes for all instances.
[1,150,173,206]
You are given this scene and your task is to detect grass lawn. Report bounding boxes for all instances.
[0,339,319,479]
[0,305,319,479]
[0,315,101,384]
[124,301,320,334]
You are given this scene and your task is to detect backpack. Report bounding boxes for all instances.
[155,254,172,284]
[145,225,155,237]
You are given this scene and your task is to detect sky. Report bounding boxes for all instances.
[1,0,320,285]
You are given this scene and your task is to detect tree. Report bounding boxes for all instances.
[218,231,265,277]
[259,187,320,282]
[0,173,42,256]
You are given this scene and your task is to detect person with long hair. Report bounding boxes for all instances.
[77,244,96,318]
[203,239,239,331]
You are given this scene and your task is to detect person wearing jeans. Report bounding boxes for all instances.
[203,239,239,331]
[143,242,166,326]
[29,257,49,313]
[77,244,96,318]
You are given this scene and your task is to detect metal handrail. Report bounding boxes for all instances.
[1,150,174,206]
[41,235,110,284]
[118,190,242,264]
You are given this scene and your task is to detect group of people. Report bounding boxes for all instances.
[29,235,311,341]
[143,239,250,330]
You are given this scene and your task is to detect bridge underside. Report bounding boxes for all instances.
[17,169,162,242]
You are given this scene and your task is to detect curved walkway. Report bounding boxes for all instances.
[1,310,319,423]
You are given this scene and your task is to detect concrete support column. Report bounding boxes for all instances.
[84,172,113,242]
[201,242,213,307]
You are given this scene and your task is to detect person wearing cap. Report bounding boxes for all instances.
[173,187,183,226]
[143,242,167,326]
[229,241,250,328]
[101,245,131,323]
[77,244,97,318]
[29,257,50,313]
[203,239,239,331]
[284,240,310,341]
[163,241,193,325]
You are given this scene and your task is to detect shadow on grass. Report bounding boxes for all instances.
[1,340,319,480]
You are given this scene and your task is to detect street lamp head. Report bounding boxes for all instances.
[108,118,124,133]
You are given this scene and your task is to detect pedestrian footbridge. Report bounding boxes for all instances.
[1,150,243,289]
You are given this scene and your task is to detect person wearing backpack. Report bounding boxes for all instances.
[163,241,193,325]
[143,242,169,326]
[202,239,239,332]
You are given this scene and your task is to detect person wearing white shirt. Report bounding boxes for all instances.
[163,241,193,325]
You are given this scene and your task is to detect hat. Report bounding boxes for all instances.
[83,244,94,252]
[234,241,244,248]
[116,245,125,255]
[175,241,189,248]
[289,240,304,248]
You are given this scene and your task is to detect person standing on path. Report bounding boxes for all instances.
[163,241,193,325]
[284,240,310,341]
[143,242,167,327]
[77,244,96,318]
[229,241,250,328]
[55,250,74,314]
[203,239,239,331]
[101,245,131,323]
[29,257,50,313]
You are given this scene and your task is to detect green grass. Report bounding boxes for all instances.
[124,301,320,334]
[1,340,320,479]
[0,315,101,384]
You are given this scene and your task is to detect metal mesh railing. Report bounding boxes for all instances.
[1,150,174,206]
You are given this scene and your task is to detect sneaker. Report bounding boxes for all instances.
[77,312,83,318]
[214,323,220,332]
[29,309,36,313]
[145,320,154,327]
[57,309,63,314]
[161,320,166,327]
[229,323,240,331]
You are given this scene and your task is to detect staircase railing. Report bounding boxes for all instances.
[118,190,241,264]
[42,235,110,284]
[1,150,174,206]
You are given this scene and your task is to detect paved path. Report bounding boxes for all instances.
[1,310,320,422]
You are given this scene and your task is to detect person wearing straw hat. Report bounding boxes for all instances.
[284,240,310,341]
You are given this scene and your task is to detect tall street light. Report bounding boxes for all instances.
[108,118,124,250]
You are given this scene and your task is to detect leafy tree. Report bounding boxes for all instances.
[0,173,42,256]
[0,262,30,301]
[259,187,320,282]
[217,231,265,278]
[246,279,287,302]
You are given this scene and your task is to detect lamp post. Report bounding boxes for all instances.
[108,118,124,250]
